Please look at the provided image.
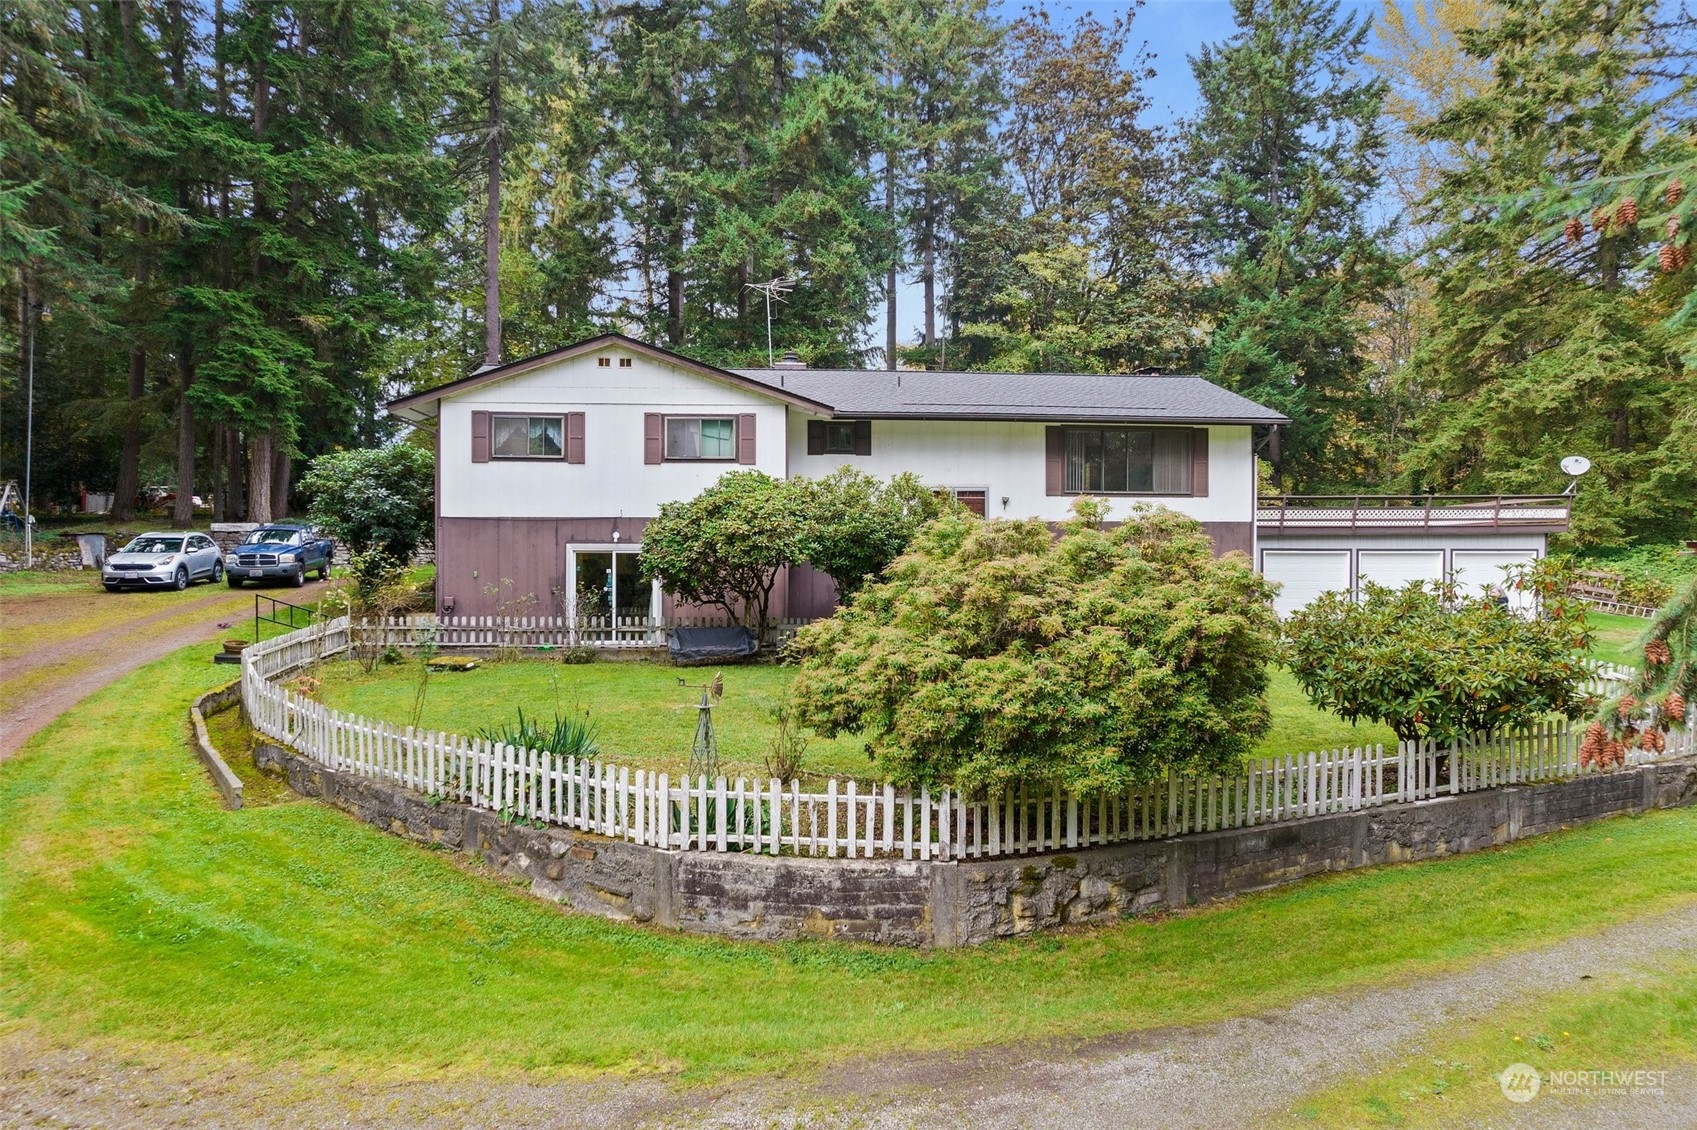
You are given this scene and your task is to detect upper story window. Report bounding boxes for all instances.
[492,414,564,459]
[1061,426,1190,494]
[665,416,737,461]
[597,357,611,367]
[619,357,633,367]
[806,419,871,456]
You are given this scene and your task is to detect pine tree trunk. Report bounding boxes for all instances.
[482,0,502,369]
[210,422,225,521]
[921,148,936,347]
[111,349,145,522]
[228,427,246,519]
[248,433,274,524]
[171,352,195,529]
[271,447,290,519]
[886,148,898,369]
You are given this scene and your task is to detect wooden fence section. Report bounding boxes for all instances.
[354,613,815,651]
[242,619,1693,862]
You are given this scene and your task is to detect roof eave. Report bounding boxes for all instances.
[384,332,836,417]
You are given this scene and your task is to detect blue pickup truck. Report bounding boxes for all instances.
[226,524,334,587]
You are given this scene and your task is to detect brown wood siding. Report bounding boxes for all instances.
[471,411,490,463]
[1199,521,1252,557]
[565,411,586,464]
[785,562,842,620]
[436,516,652,619]
[643,414,662,464]
[737,413,757,464]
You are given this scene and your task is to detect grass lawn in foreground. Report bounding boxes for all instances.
[4,641,1696,1082]
[306,658,1401,780]
[1279,960,1697,1128]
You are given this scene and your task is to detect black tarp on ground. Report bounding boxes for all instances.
[668,625,759,665]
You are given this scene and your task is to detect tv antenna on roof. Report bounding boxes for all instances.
[744,276,795,367]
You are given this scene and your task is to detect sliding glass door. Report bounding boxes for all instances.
[570,547,657,622]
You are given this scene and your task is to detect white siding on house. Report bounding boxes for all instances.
[438,351,788,519]
[785,416,1256,526]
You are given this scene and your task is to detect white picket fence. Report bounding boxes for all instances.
[355,613,814,651]
[241,618,1690,862]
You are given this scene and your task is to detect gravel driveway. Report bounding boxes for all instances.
[4,902,1694,1129]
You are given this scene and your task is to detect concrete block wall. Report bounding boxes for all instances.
[250,739,1697,948]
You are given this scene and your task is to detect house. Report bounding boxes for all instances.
[386,332,1287,621]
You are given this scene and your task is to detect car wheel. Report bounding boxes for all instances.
[104,583,121,593]
[173,567,189,591]
[227,575,243,588]
[211,560,224,583]
[291,563,306,588]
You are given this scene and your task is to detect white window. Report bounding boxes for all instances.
[665,417,736,461]
[492,414,564,458]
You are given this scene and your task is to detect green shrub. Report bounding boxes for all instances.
[1284,562,1592,743]
[790,504,1279,795]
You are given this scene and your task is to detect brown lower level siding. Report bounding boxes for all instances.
[435,516,1257,619]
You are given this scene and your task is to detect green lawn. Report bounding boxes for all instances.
[1280,960,1697,1128]
[307,658,1400,781]
[4,643,1697,1082]
[1585,610,1650,668]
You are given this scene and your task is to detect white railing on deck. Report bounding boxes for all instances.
[241,619,1691,861]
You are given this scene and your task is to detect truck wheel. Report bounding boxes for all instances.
[291,563,306,587]
[227,575,243,588]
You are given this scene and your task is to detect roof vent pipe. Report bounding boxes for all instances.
[772,349,806,370]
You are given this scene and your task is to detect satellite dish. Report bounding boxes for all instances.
[1560,456,1592,476]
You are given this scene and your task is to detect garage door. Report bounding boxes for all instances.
[1262,551,1351,617]
[1357,550,1445,594]
[1452,550,1537,610]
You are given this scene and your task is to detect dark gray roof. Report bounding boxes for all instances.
[729,368,1289,424]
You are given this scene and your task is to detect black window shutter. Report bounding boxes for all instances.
[807,419,826,455]
[854,420,872,456]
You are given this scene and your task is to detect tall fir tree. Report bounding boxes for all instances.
[1185,0,1397,488]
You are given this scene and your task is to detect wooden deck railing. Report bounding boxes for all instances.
[1258,494,1572,531]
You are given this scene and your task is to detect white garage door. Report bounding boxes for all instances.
[1452,550,1537,610]
[1263,551,1352,617]
[1357,550,1445,594]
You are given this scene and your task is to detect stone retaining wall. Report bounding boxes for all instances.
[249,738,1697,948]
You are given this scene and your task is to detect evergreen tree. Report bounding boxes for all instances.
[1406,0,1696,543]
[950,8,1190,374]
[1185,0,1397,487]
